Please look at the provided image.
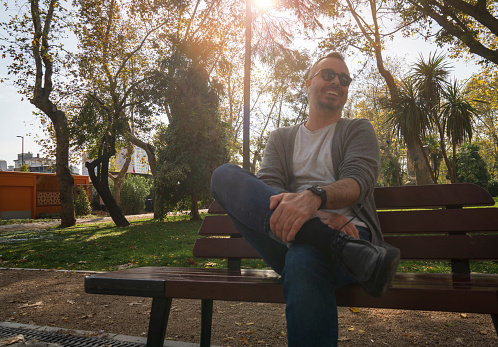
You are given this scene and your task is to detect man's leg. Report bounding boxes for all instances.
[211,163,399,296]
[282,227,371,347]
[210,163,288,274]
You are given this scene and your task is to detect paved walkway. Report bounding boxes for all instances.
[0,213,154,232]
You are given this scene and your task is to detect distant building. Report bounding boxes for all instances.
[12,152,78,174]
[14,152,34,169]
[0,160,6,171]
[24,154,56,173]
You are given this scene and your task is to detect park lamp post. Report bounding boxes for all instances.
[16,135,24,167]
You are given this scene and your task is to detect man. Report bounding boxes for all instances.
[210,52,400,346]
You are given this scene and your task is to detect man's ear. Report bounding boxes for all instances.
[305,79,311,92]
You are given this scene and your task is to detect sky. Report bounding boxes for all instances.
[0,27,481,169]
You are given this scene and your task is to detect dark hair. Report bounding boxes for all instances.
[307,52,347,80]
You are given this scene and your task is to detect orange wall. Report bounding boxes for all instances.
[0,171,89,219]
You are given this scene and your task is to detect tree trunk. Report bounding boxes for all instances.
[86,148,129,227]
[109,143,133,206]
[190,195,200,220]
[407,140,434,185]
[30,101,76,228]
[54,120,76,228]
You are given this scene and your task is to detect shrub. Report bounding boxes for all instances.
[487,178,498,197]
[120,175,153,215]
[74,188,92,217]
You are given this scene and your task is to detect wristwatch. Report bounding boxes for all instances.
[307,185,327,209]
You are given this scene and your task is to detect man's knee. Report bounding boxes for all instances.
[211,163,235,194]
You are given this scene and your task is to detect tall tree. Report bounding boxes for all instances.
[400,0,498,65]
[1,0,76,227]
[74,0,176,226]
[440,80,479,182]
[155,57,229,220]
[386,77,435,184]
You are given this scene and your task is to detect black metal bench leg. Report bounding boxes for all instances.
[200,299,214,347]
[146,297,172,347]
[491,314,498,337]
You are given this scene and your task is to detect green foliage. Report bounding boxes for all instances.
[120,175,153,215]
[155,55,229,218]
[74,188,92,217]
[19,164,30,172]
[450,143,490,189]
[487,178,498,197]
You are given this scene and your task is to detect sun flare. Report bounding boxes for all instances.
[252,0,274,12]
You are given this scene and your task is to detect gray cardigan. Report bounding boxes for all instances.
[256,118,383,246]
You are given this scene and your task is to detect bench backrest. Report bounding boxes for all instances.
[193,183,498,274]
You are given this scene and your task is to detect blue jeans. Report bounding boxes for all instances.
[210,164,371,346]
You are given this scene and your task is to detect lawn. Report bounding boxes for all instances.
[1,214,497,274]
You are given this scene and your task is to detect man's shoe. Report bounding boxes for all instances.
[336,234,400,297]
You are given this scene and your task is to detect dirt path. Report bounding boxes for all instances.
[1,268,496,346]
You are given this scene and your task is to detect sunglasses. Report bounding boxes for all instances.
[311,68,352,87]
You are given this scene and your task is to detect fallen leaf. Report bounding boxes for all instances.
[479,330,487,335]
[246,322,254,326]
[19,301,43,308]
[359,330,366,333]
[1,335,25,344]
[459,313,468,319]
[349,307,359,313]
[239,337,250,345]
[222,337,235,342]
[67,300,75,305]
[235,322,242,326]
[348,327,355,331]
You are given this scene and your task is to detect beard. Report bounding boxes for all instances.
[317,87,345,112]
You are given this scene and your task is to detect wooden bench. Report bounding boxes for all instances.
[85,183,498,346]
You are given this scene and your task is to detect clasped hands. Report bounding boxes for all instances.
[269,191,359,242]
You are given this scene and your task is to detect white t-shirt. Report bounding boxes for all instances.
[293,123,366,228]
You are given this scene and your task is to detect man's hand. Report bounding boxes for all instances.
[315,210,359,239]
[269,190,321,242]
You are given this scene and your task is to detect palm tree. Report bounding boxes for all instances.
[412,52,453,183]
[441,80,479,182]
[387,77,435,184]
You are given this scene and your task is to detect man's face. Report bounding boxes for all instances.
[306,57,350,113]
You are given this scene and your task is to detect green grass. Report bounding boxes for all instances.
[0,215,268,271]
[1,215,496,274]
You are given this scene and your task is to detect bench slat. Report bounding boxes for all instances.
[385,234,498,260]
[379,208,498,234]
[193,238,260,258]
[374,183,494,209]
[85,268,498,314]
[200,209,498,237]
[208,183,495,214]
[199,215,239,235]
[193,235,498,260]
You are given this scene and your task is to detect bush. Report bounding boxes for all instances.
[120,175,153,215]
[487,178,498,197]
[74,188,92,217]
